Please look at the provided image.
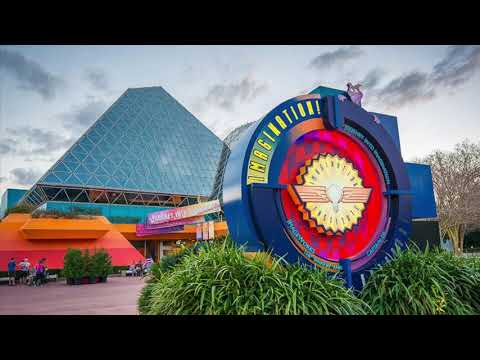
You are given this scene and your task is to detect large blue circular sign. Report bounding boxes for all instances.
[222,93,412,289]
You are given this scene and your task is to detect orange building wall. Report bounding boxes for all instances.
[0,214,230,271]
[0,214,144,271]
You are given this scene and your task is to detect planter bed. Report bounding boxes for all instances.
[66,276,108,285]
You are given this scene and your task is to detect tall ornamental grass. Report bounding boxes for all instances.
[360,246,480,315]
[141,239,368,315]
[138,282,156,314]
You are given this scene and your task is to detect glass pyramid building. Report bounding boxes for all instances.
[20,87,224,214]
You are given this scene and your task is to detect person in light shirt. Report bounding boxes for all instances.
[19,258,31,284]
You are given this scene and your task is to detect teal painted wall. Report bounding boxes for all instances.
[1,189,28,218]
[46,201,169,224]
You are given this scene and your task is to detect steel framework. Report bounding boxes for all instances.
[22,184,206,209]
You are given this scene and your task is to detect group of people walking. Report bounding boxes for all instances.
[6,256,153,285]
[6,257,48,287]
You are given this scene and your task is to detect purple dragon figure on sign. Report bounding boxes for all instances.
[338,82,363,106]
[338,82,380,124]
[346,82,363,106]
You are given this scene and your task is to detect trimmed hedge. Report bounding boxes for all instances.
[63,248,113,280]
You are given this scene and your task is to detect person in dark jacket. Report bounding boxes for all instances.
[7,258,16,286]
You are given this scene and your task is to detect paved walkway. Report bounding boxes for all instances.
[0,277,146,315]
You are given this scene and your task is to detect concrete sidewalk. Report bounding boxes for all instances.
[0,277,146,315]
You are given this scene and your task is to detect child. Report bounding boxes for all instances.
[27,267,36,287]
[19,258,31,284]
[126,262,135,277]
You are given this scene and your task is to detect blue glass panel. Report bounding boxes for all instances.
[90,128,103,142]
[125,179,137,189]
[71,144,88,158]
[88,176,103,187]
[98,139,113,156]
[80,136,94,149]
[106,177,122,188]
[65,173,82,185]
[63,162,79,173]
[95,166,109,176]
[77,173,91,184]
[63,153,80,165]
[96,175,110,186]
[95,120,106,133]
[84,162,98,173]
[74,164,89,174]
[52,162,70,173]
[44,173,61,183]
[54,172,71,182]
[83,155,99,166]
[102,159,116,173]
[91,153,106,164]
[30,86,223,197]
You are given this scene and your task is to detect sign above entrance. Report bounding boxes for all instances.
[146,200,221,226]
[137,200,221,237]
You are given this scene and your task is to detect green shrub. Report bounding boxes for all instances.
[4,204,35,217]
[109,216,141,224]
[158,252,184,272]
[360,246,480,315]
[92,249,113,277]
[84,249,109,278]
[63,249,84,279]
[148,263,162,282]
[32,207,102,219]
[145,248,191,283]
[138,283,156,314]
[89,250,102,278]
[83,250,94,278]
[442,254,480,312]
[158,254,180,272]
[70,207,102,216]
[464,255,480,272]
[63,248,112,279]
[144,239,368,315]
[32,209,64,218]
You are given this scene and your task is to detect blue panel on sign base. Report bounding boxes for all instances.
[406,163,437,219]
[370,112,401,154]
[222,121,265,252]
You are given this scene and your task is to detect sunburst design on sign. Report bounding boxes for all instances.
[288,154,372,235]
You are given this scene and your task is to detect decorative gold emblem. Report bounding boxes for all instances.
[288,154,371,235]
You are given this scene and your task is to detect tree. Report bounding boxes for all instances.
[419,140,480,255]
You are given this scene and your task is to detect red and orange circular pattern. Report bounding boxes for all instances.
[279,128,388,267]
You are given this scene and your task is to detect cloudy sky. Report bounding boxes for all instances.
[1,45,479,196]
